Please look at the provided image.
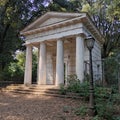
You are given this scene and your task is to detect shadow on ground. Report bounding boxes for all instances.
[0,92,88,120]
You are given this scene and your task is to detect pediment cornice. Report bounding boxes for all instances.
[21,12,85,33]
[20,12,104,44]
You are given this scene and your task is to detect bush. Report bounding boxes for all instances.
[67,74,81,93]
[59,84,67,95]
[66,74,90,100]
[95,87,112,99]
[92,115,101,120]
[95,102,114,120]
[59,75,119,119]
[74,106,88,116]
[111,93,120,105]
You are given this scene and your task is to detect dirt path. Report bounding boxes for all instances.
[0,92,89,120]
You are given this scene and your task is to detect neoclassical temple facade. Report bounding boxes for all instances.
[20,12,104,86]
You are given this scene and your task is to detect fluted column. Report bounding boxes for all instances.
[38,42,46,85]
[56,39,64,86]
[24,45,32,85]
[76,35,84,82]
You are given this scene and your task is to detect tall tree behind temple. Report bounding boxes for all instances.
[0,0,47,71]
[48,0,120,58]
[85,0,120,58]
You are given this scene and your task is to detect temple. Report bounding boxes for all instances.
[20,12,104,86]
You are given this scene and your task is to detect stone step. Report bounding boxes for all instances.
[3,87,60,91]
[5,84,59,90]
[1,84,82,99]
[2,84,60,95]
[4,88,60,94]
[5,89,82,99]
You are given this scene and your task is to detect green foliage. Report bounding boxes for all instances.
[0,0,47,71]
[67,75,81,93]
[104,57,119,85]
[95,87,112,99]
[74,106,88,116]
[66,75,90,100]
[32,49,38,82]
[0,51,25,81]
[94,86,116,119]
[59,75,119,119]
[111,94,120,105]
[94,86,120,119]
[0,50,38,82]
[107,0,120,20]
[59,84,67,95]
[95,102,114,120]
[50,0,81,12]
[112,116,120,120]
[92,115,101,120]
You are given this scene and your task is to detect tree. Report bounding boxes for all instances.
[0,0,47,72]
[2,49,38,82]
[48,0,120,58]
[69,0,120,58]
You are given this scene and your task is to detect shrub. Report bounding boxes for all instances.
[95,87,112,99]
[95,102,114,120]
[59,84,67,95]
[111,93,120,105]
[66,74,90,99]
[78,81,89,99]
[92,115,101,120]
[67,74,81,93]
[74,106,88,116]
[59,74,119,119]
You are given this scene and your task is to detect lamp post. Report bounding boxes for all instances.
[85,35,95,116]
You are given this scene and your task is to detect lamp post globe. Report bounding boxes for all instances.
[85,36,95,50]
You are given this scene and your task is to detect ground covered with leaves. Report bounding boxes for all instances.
[0,92,91,120]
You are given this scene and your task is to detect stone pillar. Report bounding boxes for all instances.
[38,42,46,85]
[76,35,84,82]
[37,47,40,84]
[56,39,64,86]
[24,45,32,85]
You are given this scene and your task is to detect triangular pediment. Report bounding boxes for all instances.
[21,12,84,32]
[37,17,69,28]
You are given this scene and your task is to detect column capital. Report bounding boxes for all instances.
[56,38,65,41]
[24,43,33,47]
[40,41,46,44]
[76,33,86,39]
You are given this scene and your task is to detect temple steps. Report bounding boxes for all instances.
[1,84,59,95]
[1,84,82,99]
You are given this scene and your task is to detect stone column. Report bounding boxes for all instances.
[76,35,84,82]
[37,47,40,84]
[38,42,46,85]
[56,39,64,86]
[24,45,32,85]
